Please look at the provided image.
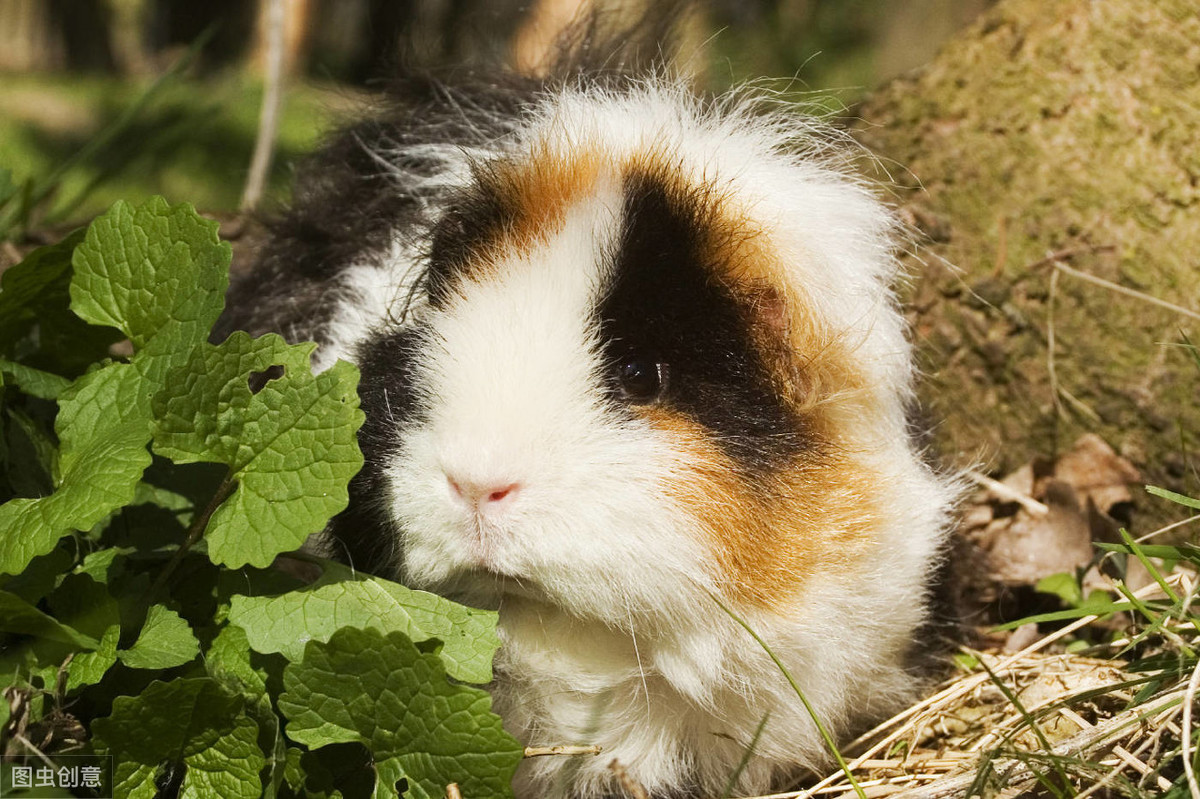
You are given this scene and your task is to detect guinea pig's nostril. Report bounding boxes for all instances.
[485,484,518,504]
[444,472,520,512]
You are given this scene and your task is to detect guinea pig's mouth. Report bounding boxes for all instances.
[438,566,547,608]
[458,516,517,572]
[440,520,539,595]
[404,514,551,604]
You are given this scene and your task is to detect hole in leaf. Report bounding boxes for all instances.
[248,364,285,394]
[303,742,374,798]
[154,759,185,798]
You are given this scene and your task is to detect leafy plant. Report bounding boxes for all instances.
[0,198,523,798]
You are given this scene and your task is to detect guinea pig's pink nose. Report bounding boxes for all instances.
[446,473,521,513]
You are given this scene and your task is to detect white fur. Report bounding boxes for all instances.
[319,81,955,798]
[312,257,408,373]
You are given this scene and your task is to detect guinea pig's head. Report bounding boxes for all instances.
[378,86,937,625]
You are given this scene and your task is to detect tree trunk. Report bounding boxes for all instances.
[106,0,152,75]
[854,0,1200,519]
[0,0,62,71]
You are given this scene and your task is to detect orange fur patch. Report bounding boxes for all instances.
[644,407,880,608]
[474,146,608,262]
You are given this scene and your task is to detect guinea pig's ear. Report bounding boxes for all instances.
[742,280,816,410]
[744,281,791,341]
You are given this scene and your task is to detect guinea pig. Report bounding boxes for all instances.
[219,14,957,799]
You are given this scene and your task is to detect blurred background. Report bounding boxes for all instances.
[0,0,994,235]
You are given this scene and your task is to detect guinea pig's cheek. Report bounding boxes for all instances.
[639,407,799,596]
[381,432,478,583]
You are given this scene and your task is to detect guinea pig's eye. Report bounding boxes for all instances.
[615,352,668,404]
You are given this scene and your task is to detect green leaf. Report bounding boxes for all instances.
[0,588,99,648]
[0,542,74,603]
[132,478,195,516]
[205,625,293,799]
[0,364,152,576]
[0,229,120,375]
[118,604,199,670]
[4,404,59,497]
[1065,639,1091,654]
[283,748,307,794]
[66,624,120,692]
[151,332,364,568]
[47,573,120,642]
[1035,572,1083,606]
[56,362,151,463]
[0,360,71,400]
[93,678,265,799]
[297,746,360,799]
[0,230,81,353]
[279,627,522,799]
[74,546,133,585]
[70,197,229,368]
[185,734,267,799]
[0,199,241,574]
[228,571,499,684]
[206,624,267,698]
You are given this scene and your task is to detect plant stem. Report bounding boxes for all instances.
[241,0,287,212]
[146,473,235,602]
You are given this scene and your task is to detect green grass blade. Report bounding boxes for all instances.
[1119,528,1179,603]
[720,712,770,799]
[709,592,866,799]
[1179,332,1200,373]
[992,600,1132,631]
[1095,541,1200,562]
[1147,485,1200,511]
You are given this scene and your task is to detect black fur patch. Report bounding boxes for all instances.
[322,325,423,578]
[597,170,807,471]
[424,164,518,308]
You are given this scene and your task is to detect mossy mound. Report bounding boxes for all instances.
[856,0,1200,514]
